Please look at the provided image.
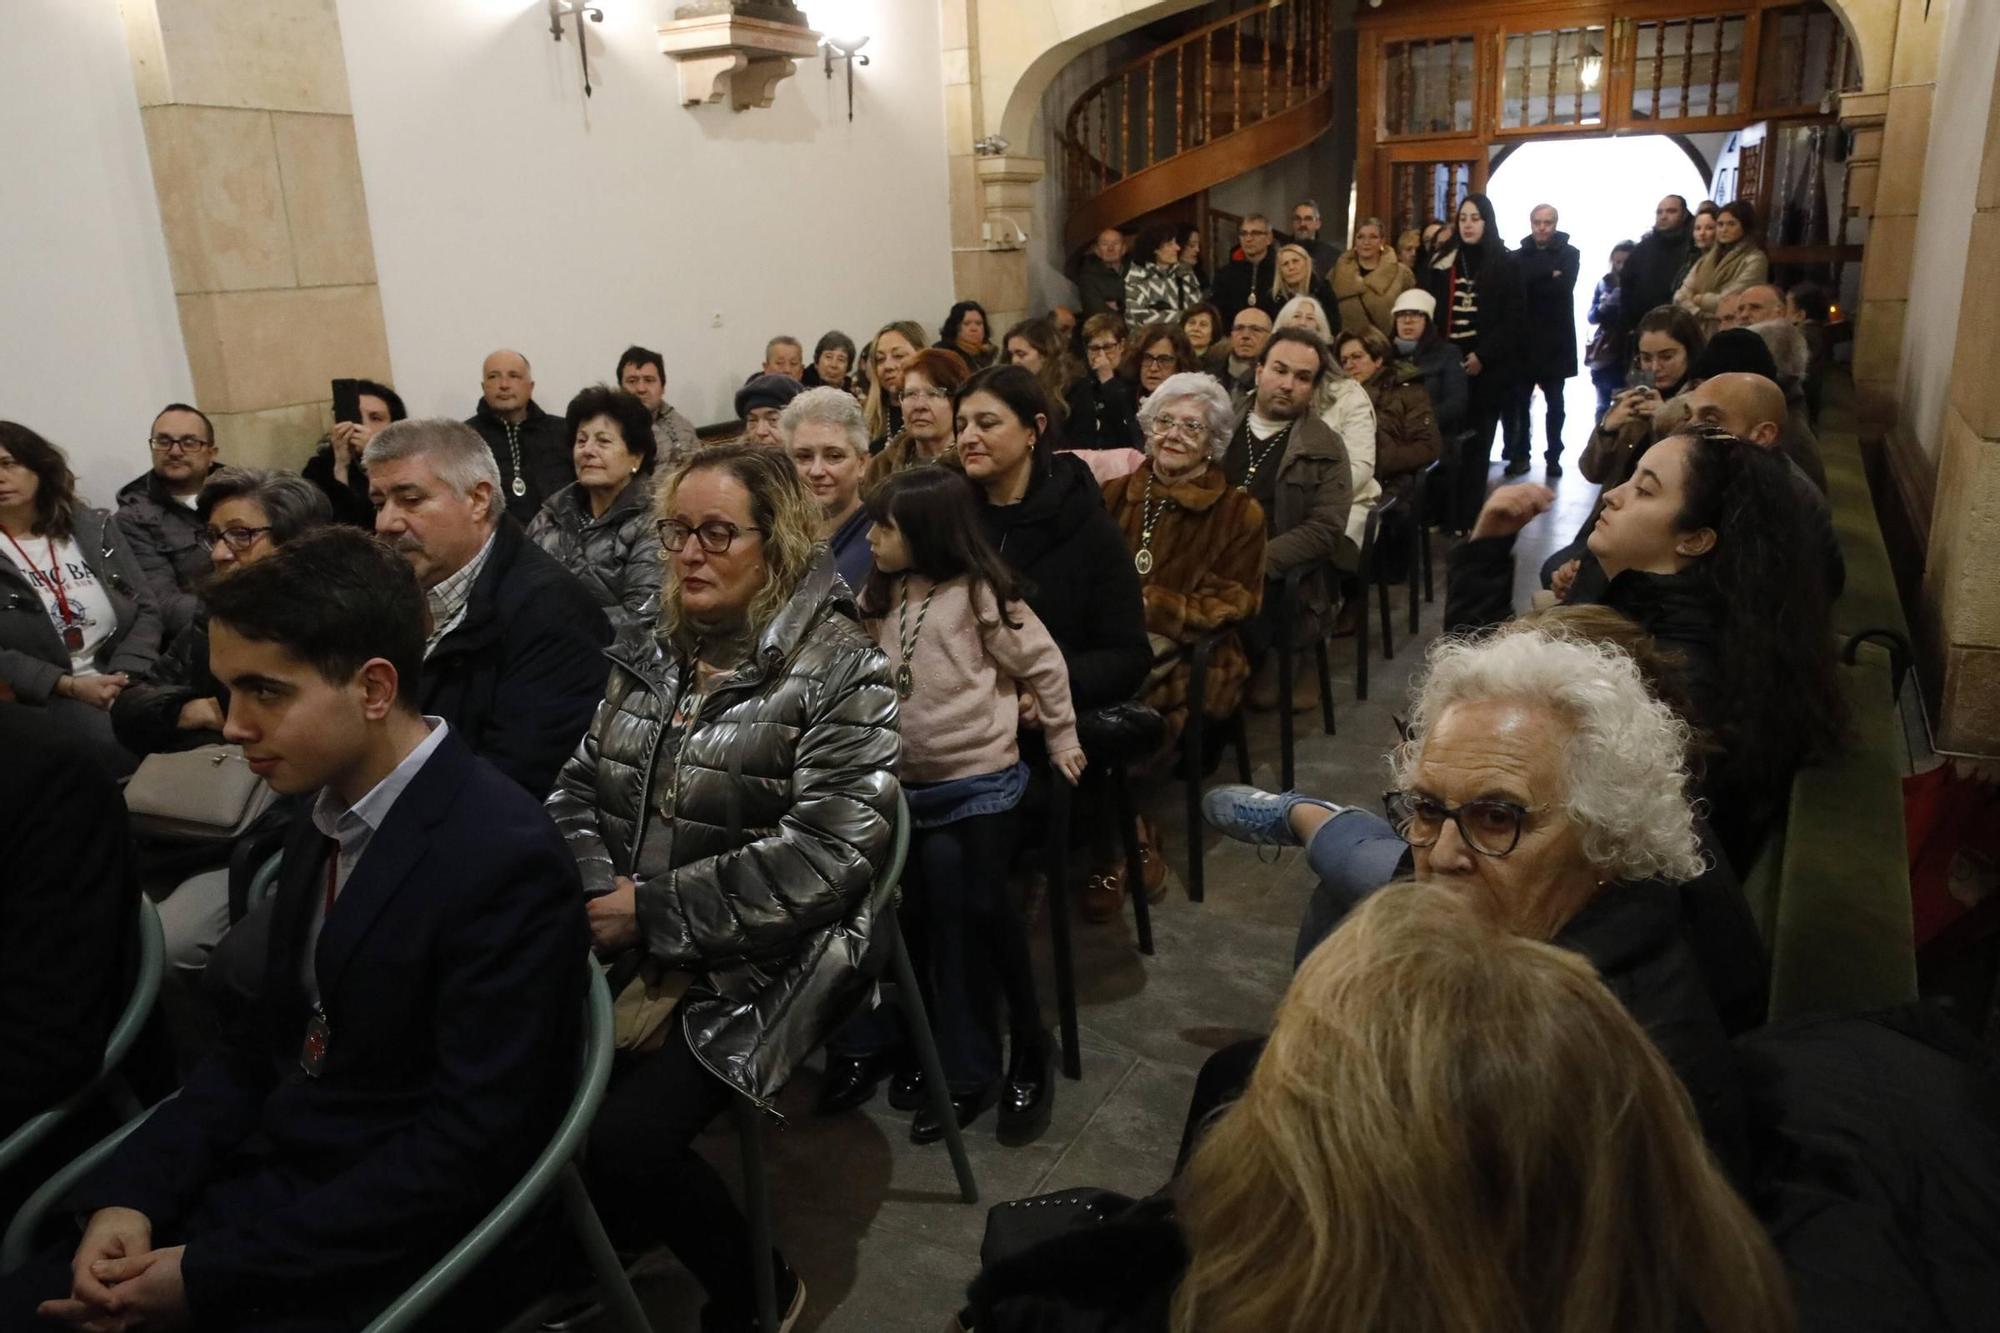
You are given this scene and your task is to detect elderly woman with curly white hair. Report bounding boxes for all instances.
[1102,372,1269,754]
[1191,616,1756,1181]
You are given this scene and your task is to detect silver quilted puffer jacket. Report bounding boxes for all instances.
[548,553,900,1108]
[525,478,663,639]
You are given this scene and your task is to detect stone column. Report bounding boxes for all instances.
[1922,60,2000,754]
[122,0,390,469]
[1844,0,1944,444]
[938,0,1037,331]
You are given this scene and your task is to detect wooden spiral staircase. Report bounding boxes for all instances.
[1059,0,1339,251]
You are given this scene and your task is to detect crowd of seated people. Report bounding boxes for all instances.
[8,182,1999,1333]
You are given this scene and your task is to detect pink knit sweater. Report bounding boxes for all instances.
[870,573,1080,784]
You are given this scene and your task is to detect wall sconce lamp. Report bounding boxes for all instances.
[549,0,605,96]
[821,35,870,121]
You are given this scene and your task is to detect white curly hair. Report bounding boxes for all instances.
[1389,628,1707,883]
[1135,372,1236,460]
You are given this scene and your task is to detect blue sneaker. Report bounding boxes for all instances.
[1201,786,1346,847]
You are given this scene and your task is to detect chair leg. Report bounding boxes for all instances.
[1231,712,1251,784]
[729,1100,780,1333]
[1422,518,1435,603]
[1355,576,1371,701]
[1377,559,1396,661]
[1277,651,1296,792]
[1315,639,1336,736]
[557,1164,655,1333]
[1182,704,1206,904]
[1111,764,1154,956]
[1407,512,1422,635]
[1038,780,1082,1081]
[888,925,980,1202]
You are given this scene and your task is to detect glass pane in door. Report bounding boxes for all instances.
[1382,36,1476,137]
[1501,26,1607,130]
[1630,13,1747,123]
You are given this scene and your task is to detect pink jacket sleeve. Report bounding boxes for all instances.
[974,583,1082,757]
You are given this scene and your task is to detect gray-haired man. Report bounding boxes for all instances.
[365,419,608,795]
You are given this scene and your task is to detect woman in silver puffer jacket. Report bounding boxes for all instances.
[547,443,898,1327]
[526,384,664,637]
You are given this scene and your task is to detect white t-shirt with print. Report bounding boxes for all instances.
[1,533,116,676]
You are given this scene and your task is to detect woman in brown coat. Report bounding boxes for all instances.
[1328,217,1415,339]
[1333,327,1442,503]
[1101,372,1266,753]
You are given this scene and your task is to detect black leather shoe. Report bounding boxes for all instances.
[885,1065,926,1112]
[910,1082,999,1144]
[1502,457,1531,477]
[1545,459,1564,477]
[815,1054,890,1115]
[996,1034,1055,1146]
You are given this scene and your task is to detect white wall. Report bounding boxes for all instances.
[1896,0,1999,466]
[335,0,954,426]
[0,0,193,510]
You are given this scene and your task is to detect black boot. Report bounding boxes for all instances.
[996,1032,1055,1146]
[814,1052,891,1115]
[910,1081,999,1145]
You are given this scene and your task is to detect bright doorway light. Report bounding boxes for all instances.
[1486,136,1710,331]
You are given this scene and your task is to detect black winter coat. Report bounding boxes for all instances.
[1064,375,1142,451]
[1620,224,1694,334]
[301,444,378,529]
[1516,230,1582,380]
[110,614,224,756]
[1420,245,1527,407]
[113,469,212,641]
[420,518,610,797]
[465,399,575,525]
[1556,879,1751,1184]
[1210,253,1278,323]
[976,454,1150,712]
[1404,333,1469,438]
[1736,1005,2000,1333]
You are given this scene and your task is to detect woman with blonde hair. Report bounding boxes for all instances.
[1172,881,1793,1333]
[959,881,1792,1333]
[1270,241,1333,311]
[550,442,899,1329]
[1328,215,1415,339]
[863,318,929,447]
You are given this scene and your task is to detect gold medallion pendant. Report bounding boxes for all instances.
[1134,548,1154,576]
[895,662,915,700]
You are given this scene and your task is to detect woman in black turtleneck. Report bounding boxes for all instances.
[1421,193,1526,533]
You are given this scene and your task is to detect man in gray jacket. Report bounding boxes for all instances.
[114,402,219,642]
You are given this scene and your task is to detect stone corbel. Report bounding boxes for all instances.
[657,6,821,111]
[975,155,1044,252]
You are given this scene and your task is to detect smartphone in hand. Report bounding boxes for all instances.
[331,378,363,425]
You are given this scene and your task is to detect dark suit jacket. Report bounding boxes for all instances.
[421,518,611,798]
[0,705,138,1139]
[73,730,587,1324]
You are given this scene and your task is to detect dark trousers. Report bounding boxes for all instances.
[1507,373,1570,464]
[1591,368,1625,424]
[828,808,1036,1090]
[585,1016,762,1319]
[1452,397,1508,533]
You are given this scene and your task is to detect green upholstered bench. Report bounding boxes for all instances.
[1739,427,1918,1021]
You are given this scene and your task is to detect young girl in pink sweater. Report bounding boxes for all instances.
[835,466,1083,1148]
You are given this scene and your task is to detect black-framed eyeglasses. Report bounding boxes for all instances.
[658,519,765,554]
[1383,790,1548,859]
[149,434,211,454]
[203,524,272,551]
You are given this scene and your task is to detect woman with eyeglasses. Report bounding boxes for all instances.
[0,421,161,778]
[1093,374,1266,921]
[1065,313,1143,451]
[548,444,898,1331]
[110,468,331,973]
[862,346,971,495]
[1195,618,1764,1183]
[1120,321,1200,403]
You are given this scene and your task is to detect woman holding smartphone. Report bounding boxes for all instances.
[1579,305,1704,493]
